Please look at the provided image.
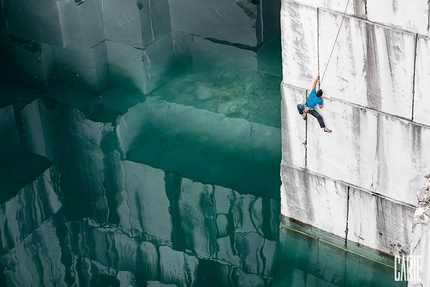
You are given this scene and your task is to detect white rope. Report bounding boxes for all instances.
[320,0,351,86]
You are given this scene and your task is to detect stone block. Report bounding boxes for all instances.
[284,0,364,17]
[307,99,430,206]
[117,101,151,156]
[106,40,147,93]
[149,0,171,39]
[414,36,430,126]
[107,33,173,94]
[318,11,415,119]
[102,0,145,47]
[187,35,257,74]
[367,0,428,35]
[281,83,307,168]
[143,33,174,91]
[56,0,105,49]
[169,0,259,46]
[0,105,20,159]
[348,187,414,255]
[280,165,348,239]
[1,36,56,89]
[306,100,378,192]
[54,42,108,92]
[4,0,64,46]
[4,0,104,48]
[280,2,318,88]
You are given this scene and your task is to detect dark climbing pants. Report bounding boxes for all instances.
[297,104,326,128]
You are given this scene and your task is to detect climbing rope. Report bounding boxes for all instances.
[320,0,351,85]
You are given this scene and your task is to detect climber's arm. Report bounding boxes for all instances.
[312,73,320,89]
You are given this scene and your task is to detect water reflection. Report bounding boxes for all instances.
[0,93,405,286]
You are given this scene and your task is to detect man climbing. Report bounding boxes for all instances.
[297,73,332,133]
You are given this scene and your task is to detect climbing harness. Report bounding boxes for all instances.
[320,0,351,85]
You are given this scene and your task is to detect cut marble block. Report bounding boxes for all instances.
[186,36,258,75]
[169,0,259,46]
[102,0,146,47]
[280,1,318,89]
[4,0,64,46]
[106,33,173,94]
[318,11,415,119]
[306,98,430,206]
[0,105,20,159]
[56,0,105,49]
[280,165,348,239]
[54,42,108,92]
[414,36,430,126]
[347,187,414,256]
[280,83,307,168]
[367,0,429,35]
[284,0,363,17]
[4,0,104,48]
[102,0,170,47]
[148,0,171,39]
[0,36,55,89]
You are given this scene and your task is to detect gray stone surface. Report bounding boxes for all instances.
[0,105,20,158]
[102,0,146,47]
[106,33,174,94]
[54,42,109,92]
[280,165,348,239]
[348,187,413,255]
[281,0,430,256]
[4,0,64,46]
[414,36,430,126]
[1,36,55,89]
[169,0,259,47]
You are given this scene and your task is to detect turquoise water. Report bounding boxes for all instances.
[0,1,407,285]
[0,50,407,286]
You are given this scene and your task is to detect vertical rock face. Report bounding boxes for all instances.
[169,0,261,47]
[0,106,20,158]
[280,0,429,256]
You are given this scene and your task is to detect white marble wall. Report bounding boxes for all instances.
[280,0,430,256]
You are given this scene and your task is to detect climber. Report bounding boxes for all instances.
[297,73,332,133]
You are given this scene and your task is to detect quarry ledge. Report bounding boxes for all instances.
[281,81,429,128]
[281,161,417,209]
[293,3,421,37]
[280,216,397,269]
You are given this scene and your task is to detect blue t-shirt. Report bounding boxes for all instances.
[306,89,322,109]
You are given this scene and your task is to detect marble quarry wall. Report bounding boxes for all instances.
[0,0,264,94]
[280,0,430,264]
